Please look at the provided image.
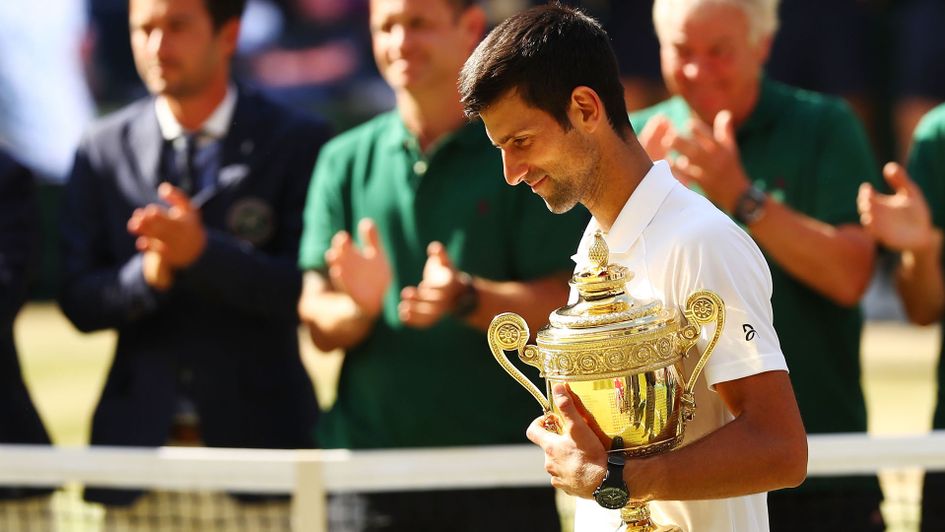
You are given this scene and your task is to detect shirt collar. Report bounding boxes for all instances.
[155,84,238,141]
[581,160,677,255]
[383,112,488,154]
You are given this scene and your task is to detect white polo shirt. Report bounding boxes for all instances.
[571,161,788,532]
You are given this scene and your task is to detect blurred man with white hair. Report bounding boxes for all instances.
[632,0,885,529]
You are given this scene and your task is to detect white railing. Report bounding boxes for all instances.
[1,431,944,531]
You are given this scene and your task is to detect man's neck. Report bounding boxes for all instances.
[732,78,762,128]
[161,79,229,132]
[587,134,653,232]
[693,81,761,130]
[396,88,468,153]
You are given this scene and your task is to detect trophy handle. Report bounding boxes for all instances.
[487,313,551,413]
[682,290,726,395]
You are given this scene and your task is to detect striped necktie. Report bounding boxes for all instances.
[170,133,198,194]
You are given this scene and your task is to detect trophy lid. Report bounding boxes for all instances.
[528,231,685,379]
[546,231,674,330]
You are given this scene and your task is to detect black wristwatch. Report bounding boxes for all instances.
[452,272,479,318]
[593,437,629,509]
[733,185,768,226]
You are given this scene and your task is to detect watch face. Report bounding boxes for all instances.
[594,486,629,510]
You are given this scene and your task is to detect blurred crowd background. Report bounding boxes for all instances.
[3,0,944,304]
[1,1,943,530]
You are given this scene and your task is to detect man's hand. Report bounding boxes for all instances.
[325,218,392,319]
[399,241,466,328]
[858,162,935,252]
[668,110,752,211]
[637,114,676,162]
[142,250,173,291]
[127,183,207,268]
[526,384,608,498]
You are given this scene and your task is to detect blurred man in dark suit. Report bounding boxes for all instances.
[58,0,329,527]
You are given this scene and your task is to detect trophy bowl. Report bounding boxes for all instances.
[487,231,725,531]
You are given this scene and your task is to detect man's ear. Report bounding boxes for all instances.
[218,19,241,58]
[568,86,604,133]
[460,5,488,53]
[755,33,774,65]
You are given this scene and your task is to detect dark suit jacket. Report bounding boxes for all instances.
[0,150,52,500]
[58,86,329,505]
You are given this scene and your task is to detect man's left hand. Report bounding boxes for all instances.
[668,110,752,212]
[399,241,466,328]
[127,183,207,269]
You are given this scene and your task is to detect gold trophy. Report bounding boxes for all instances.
[487,231,724,532]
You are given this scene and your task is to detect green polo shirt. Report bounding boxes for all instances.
[299,111,589,449]
[632,78,882,493]
[908,103,945,431]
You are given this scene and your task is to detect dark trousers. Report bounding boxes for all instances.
[768,488,885,531]
[922,472,945,532]
[327,487,560,532]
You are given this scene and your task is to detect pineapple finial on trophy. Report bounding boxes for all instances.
[588,230,609,273]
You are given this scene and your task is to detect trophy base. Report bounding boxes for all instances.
[621,502,683,532]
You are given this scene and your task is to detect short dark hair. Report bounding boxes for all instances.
[203,0,246,29]
[459,4,630,137]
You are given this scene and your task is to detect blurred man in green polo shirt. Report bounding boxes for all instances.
[296,0,588,529]
[630,0,884,529]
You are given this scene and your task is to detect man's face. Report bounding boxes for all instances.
[370,0,479,94]
[480,91,599,214]
[129,0,237,97]
[658,2,769,124]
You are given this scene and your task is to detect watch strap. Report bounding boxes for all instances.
[452,272,479,318]
[593,437,630,509]
[733,185,768,226]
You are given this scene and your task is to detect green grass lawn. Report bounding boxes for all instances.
[15,303,114,446]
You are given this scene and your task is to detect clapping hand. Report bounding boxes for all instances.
[399,241,465,328]
[667,110,751,212]
[325,218,392,319]
[128,183,207,289]
[858,162,935,252]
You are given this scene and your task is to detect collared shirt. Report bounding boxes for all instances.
[154,85,237,194]
[573,161,786,532]
[155,84,237,142]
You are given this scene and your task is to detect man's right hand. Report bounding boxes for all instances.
[637,114,676,163]
[858,162,935,252]
[325,218,392,319]
[526,384,608,499]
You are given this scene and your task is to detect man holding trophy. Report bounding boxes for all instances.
[459,4,807,531]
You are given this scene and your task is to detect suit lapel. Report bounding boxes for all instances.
[124,100,164,196]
